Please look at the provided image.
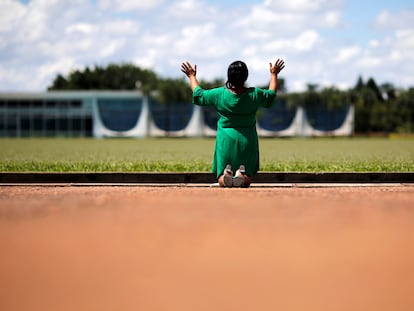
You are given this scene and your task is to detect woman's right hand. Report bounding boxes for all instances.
[181,62,197,77]
[181,61,199,91]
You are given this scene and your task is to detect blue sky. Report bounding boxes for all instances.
[1,0,413,92]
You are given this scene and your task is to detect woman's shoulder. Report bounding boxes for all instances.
[243,87,266,94]
[244,87,264,96]
[249,87,276,95]
[247,87,269,92]
[201,86,226,93]
[194,85,225,95]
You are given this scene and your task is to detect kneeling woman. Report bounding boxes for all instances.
[181,58,285,187]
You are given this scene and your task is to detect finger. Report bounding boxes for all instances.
[186,61,193,70]
[181,62,191,74]
[276,60,285,71]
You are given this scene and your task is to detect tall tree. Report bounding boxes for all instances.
[366,77,384,102]
[48,63,158,95]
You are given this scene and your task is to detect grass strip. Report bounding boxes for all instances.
[1,137,413,172]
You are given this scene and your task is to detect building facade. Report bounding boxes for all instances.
[0,91,354,138]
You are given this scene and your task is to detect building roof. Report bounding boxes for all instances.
[0,90,143,100]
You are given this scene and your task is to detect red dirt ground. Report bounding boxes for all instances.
[1,185,414,311]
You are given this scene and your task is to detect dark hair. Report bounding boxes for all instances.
[226,60,248,89]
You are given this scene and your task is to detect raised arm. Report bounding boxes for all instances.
[181,61,199,92]
[268,59,285,92]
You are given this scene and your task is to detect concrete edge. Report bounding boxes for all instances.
[1,183,413,189]
[1,172,414,184]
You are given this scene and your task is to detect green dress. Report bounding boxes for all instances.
[192,85,276,178]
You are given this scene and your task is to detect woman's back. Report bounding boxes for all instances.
[193,86,276,128]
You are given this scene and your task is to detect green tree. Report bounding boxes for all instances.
[320,87,351,110]
[350,78,381,132]
[302,84,322,109]
[380,82,396,100]
[366,77,384,102]
[392,88,414,133]
[350,77,414,133]
[355,76,364,91]
[156,78,192,104]
[48,63,158,95]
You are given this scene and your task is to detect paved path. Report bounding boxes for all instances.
[1,185,414,311]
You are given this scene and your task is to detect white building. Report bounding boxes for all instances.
[0,91,354,138]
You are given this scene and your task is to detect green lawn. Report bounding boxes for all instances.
[0,137,413,172]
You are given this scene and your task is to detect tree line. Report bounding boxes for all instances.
[48,63,414,133]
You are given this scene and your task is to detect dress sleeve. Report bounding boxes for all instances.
[256,88,276,108]
[192,86,220,107]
